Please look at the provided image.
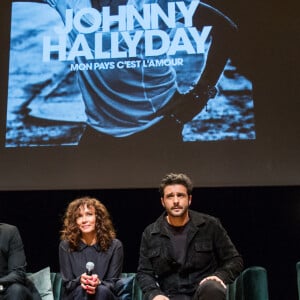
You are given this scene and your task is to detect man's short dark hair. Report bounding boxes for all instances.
[159,173,193,197]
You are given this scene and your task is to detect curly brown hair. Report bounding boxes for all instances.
[60,197,116,251]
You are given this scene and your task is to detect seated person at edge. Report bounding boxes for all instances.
[0,223,41,300]
[59,197,124,300]
[136,173,244,300]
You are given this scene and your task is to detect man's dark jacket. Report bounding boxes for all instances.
[0,223,41,299]
[136,210,243,300]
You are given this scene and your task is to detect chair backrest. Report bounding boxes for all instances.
[227,266,269,300]
[50,273,63,300]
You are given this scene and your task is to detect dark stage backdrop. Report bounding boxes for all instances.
[0,0,299,190]
[1,186,300,300]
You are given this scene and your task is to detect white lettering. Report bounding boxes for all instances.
[43,1,214,61]
[43,35,67,61]
[73,8,101,34]
[145,30,170,57]
[67,34,93,60]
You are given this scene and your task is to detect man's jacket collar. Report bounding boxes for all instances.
[150,209,206,235]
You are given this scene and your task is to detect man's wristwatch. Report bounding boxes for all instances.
[169,84,218,124]
[207,85,218,99]
[191,85,218,101]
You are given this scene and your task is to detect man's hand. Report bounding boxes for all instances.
[200,275,226,289]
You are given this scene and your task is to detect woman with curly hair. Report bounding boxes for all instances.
[59,196,123,300]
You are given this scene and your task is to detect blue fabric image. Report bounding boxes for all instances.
[6,1,255,147]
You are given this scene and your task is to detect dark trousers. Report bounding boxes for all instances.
[168,281,226,300]
[70,284,116,300]
[193,280,226,300]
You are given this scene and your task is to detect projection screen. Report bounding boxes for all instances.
[0,0,299,190]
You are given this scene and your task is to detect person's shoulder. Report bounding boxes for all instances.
[112,238,123,247]
[59,239,71,250]
[0,223,19,233]
[190,210,220,223]
[110,239,124,255]
[142,220,158,234]
[0,223,16,229]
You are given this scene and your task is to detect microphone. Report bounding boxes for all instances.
[86,262,95,276]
